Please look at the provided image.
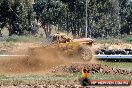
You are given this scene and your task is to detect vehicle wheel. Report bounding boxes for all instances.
[80,45,93,61]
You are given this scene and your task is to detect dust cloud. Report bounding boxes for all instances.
[0,45,95,74]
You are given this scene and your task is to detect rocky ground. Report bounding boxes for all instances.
[93,43,132,50]
[51,63,132,76]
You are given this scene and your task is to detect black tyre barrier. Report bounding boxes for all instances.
[95,49,132,62]
[100,49,107,52]
[96,49,131,55]
[104,50,115,55]
[128,51,132,55]
[95,50,103,54]
[124,49,132,52]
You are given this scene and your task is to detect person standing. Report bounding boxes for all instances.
[80,67,91,86]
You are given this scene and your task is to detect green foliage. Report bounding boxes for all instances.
[0,0,132,38]
[34,0,68,37]
[119,0,132,35]
[124,37,132,43]
[126,38,132,42]
[34,0,125,38]
[0,0,34,36]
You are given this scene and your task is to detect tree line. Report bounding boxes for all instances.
[0,0,132,38]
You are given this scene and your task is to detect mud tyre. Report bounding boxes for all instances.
[80,45,93,61]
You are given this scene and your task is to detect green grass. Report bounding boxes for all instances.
[0,35,43,48]
[5,35,42,42]
[0,35,42,43]
[1,34,132,43]
[73,72,132,81]
[0,74,80,85]
[0,72,131,85]
[89,73,132,80]
[0,34,131,44]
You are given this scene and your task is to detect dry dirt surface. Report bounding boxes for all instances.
[93,43,132,50]
[50,63,132,76]
[0,42,96,74]
[0,46,71,74]
[0,42,131,88]
[0,42,40,55]
[0,85,131,88]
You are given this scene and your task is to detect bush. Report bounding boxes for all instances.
[125,37,132,43]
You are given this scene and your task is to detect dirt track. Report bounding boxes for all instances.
[0,42,131,75]
[0,42,96,74]
[0,42,131,88]
[0,46,71,74]
[0,85,131,88]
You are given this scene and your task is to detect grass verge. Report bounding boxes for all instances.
[0,71,131,85]
[0,35,43,43]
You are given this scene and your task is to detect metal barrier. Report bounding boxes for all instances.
[96,55,132,59]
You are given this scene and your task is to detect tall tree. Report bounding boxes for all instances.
[119,0,132,35]
[34,0,67,37]
[0,0,33,36]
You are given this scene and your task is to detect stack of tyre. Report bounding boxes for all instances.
[95,49,132,61]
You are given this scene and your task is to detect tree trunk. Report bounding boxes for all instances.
[0,29,2,37]
[8,26,14,36]
[44,23,51,38]
[110,0,121,35]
